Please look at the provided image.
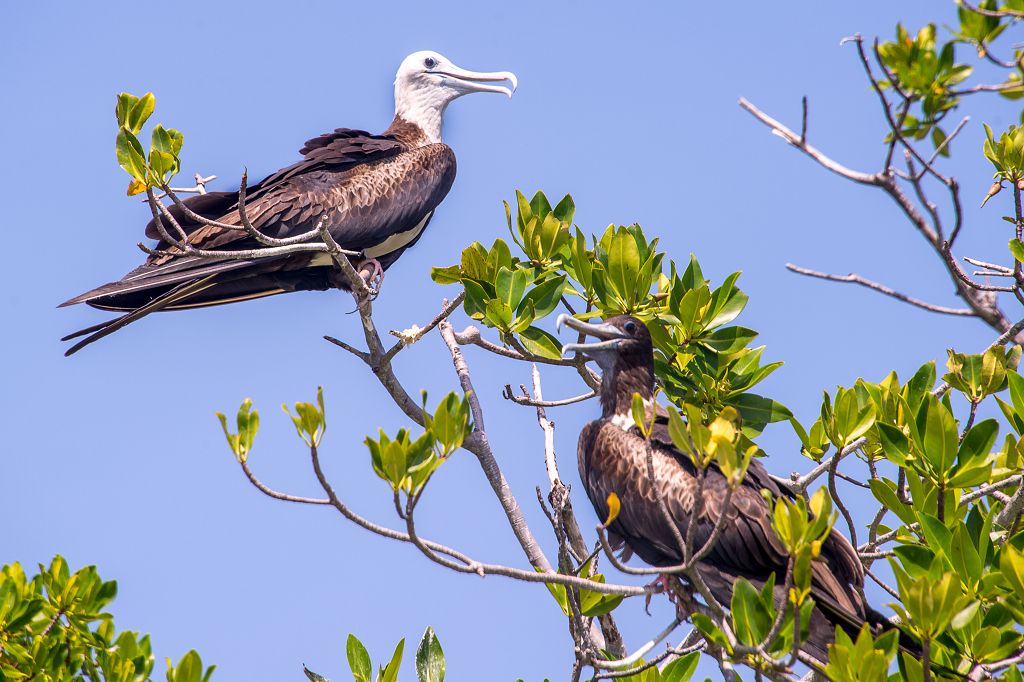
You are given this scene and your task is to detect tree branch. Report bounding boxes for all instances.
[785,264,976,316]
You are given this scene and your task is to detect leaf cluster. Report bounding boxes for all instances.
[0,555,212,682]
[792,353,1024,676]
[364,392,472,495]
[878,24,972,151]
[432,190,789,433]
[303,627,445,682]
[114,92,183,196]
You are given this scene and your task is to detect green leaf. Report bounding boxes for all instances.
[415,627,444,682]
[917,394,958,476]
[125,92,155,134]
[631,392,652,437]
[171,651,203,682]
[607,228,641,302]
[115,92,139,127]
[430,393,470,454]
[918,513,953,556]
[116,128,148,183]
[520,275,567,320]
[950,524,983,584]
[347,634,372,682]
[519,326,563,360]
[730,578,772,646]
[728,393,792,426]
[702,327,758,355]
[429,265,462,285]
[304,666,331,682]
[578,578,625,617]
[660,652,700,682]
[1012,240,1024,264]
[877,422,911,466]
[869,479,916,526]
[999,544,1024,602]
[380,639,404,682]
[552,194,575,224]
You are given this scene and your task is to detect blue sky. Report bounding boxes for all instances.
[1,1,1018,680]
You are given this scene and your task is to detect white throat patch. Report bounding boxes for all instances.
[394,85,449,145]
[610,399,655,432]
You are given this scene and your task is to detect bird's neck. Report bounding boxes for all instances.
[601,357,656,426]
[384,115,434,148]
[392,88,448,145]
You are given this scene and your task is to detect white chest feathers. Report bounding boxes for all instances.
[609,399,655,432]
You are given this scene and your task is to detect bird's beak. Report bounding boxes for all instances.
[557,314,628,358]
[434,63,518,98]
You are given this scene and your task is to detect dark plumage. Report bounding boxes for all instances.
[559,314,890,662]
[59,121,453,355]
[61,50,515,355]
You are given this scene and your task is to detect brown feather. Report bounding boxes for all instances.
[575,315,881,663]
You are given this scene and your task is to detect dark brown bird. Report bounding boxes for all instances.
[557,313,888,662]
[60,51,516,355]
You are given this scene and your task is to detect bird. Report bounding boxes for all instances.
[60,51,517,356]
[556,313,891,663]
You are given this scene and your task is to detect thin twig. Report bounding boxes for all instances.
[785,264,975,316]
[504,386,598,407]
[240,460,331,505]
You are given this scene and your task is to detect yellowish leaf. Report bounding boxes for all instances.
[127,179,146,196]
[604,492,621,527]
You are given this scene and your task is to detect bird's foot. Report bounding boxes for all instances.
[644,573,676,615]
[356,258,385,299]
[643,573,697,620]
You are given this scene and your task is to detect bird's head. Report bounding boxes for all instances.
[393,51,517,144]
[558,314,652,371]
[558,314,655,416]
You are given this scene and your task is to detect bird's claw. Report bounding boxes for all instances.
[356,258,385,299]
[643,573,696,620]
[644,573,675,615]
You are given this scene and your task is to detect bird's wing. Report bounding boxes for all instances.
[145,143,456,269]
[143,128,402,241]
[649,417,868,618]
[64,136,455,308]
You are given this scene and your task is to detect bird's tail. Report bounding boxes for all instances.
[61,275,222,356]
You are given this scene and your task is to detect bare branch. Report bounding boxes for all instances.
[829,452,859,549]
[146,192,359,261]
[439,321,557,572]
[385,292,466,361]
[323,335,370,362]
[504,385,598,407]
[964,257,1014,274]
[239,460,331,505]
[785,264,976,316]
[774,437,867,496]
[306,439,644,596]
[740,94,1022,340]
[590,618,681,671]
[738,98,884,186]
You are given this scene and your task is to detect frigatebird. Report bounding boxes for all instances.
[556,313,889,662]
[60,51,516,355]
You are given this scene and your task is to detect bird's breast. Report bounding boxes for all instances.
[588,422,698,514]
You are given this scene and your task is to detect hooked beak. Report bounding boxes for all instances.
[556,314,628,358]
[434,63,518,98]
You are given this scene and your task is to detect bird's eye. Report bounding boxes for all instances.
[624,321,637,333]
[424,57,438,69]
